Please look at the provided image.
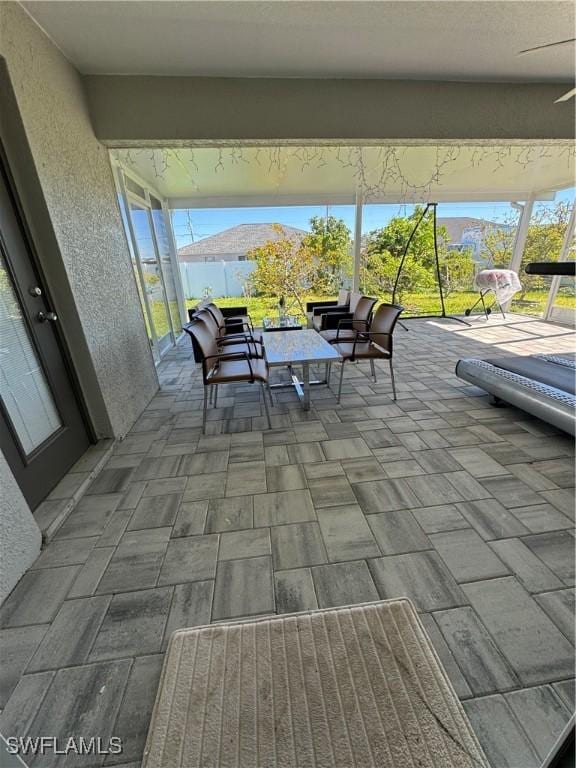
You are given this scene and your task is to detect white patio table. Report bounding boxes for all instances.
[263,329,341,410]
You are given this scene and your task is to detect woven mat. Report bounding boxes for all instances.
[143,600,488,767]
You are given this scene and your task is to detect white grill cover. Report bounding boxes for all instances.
[475,269,522,303]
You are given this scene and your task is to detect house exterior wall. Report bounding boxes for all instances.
[0,454,42,604]
[0,2,158,439]
[0,3,158,601]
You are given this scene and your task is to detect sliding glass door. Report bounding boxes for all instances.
[114,168,185,362]
[129,200,174,354]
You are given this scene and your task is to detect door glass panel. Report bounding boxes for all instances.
[150,196,182,335]
[116,188,155,351]
[0,251,61,454]
[509,197,574,318]
[548,221,575,324]
[125,176,147,200]
[129,201,173,347]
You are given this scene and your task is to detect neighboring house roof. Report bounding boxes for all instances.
[177,223,308,261]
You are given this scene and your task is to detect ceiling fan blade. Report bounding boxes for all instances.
[554,87,576,103]
[518,37,576,55]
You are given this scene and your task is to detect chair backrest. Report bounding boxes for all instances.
[205,302,225,327]
[337,288,350,306]
[196,308,221,338]
[369,303,404,353]
[182,320,219,375]
[349,292,363,313]
[352,296,377,331]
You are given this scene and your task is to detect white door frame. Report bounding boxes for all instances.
[115,170,160,360]
[125,191,175,352]
[112,158,188,331]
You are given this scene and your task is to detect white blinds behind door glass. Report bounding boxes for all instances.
[0,253,61,454]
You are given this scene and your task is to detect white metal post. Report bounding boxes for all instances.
[503,197,534,312]
[352,187,363,292]
[544,200,576,320]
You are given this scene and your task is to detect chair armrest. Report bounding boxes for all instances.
[330,326,375,356]
[356,329,392,354]
[220,333,263,345]
[362,330,390,338]
[312,304,350,317]
[220,321,253,335]
[204,350,250,363]
[222,308,253,329]
[328,319,369,343]
[240,313,254,331]
[306,300,338,312]
[222,316,254,333]
[219,335,264,357]
[203,350,254,380]
[220,306,248,318]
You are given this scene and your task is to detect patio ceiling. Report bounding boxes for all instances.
[22,1,574,82]
[113,145,575,207]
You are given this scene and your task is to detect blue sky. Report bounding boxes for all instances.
[171,187,575,250]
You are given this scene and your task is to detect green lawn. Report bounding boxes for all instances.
[510,291,574,317]
[185,295,330,326]
[185,290,575,326]
[146,299,181,341]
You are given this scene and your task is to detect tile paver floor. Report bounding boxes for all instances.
[1,313,574,767]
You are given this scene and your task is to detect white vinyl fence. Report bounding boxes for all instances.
[179,261,256,299]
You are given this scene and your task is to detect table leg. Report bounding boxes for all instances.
[302,362,310,410]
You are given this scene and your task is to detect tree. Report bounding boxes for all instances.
[482,201,572,299]
[246,224,316,315]
[360,249,434,303]
[479,219,517,268]
[363,207,450,267]
[439,247,476,297]
[360,206,472,303]
[302,216,352,293]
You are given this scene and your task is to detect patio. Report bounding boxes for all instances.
[0,313,574,767]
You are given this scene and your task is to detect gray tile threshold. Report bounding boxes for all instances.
[34,440,115,543]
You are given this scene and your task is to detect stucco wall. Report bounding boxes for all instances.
[0,454,41,604]
[85,77,575,145]
[0,2,158,439]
